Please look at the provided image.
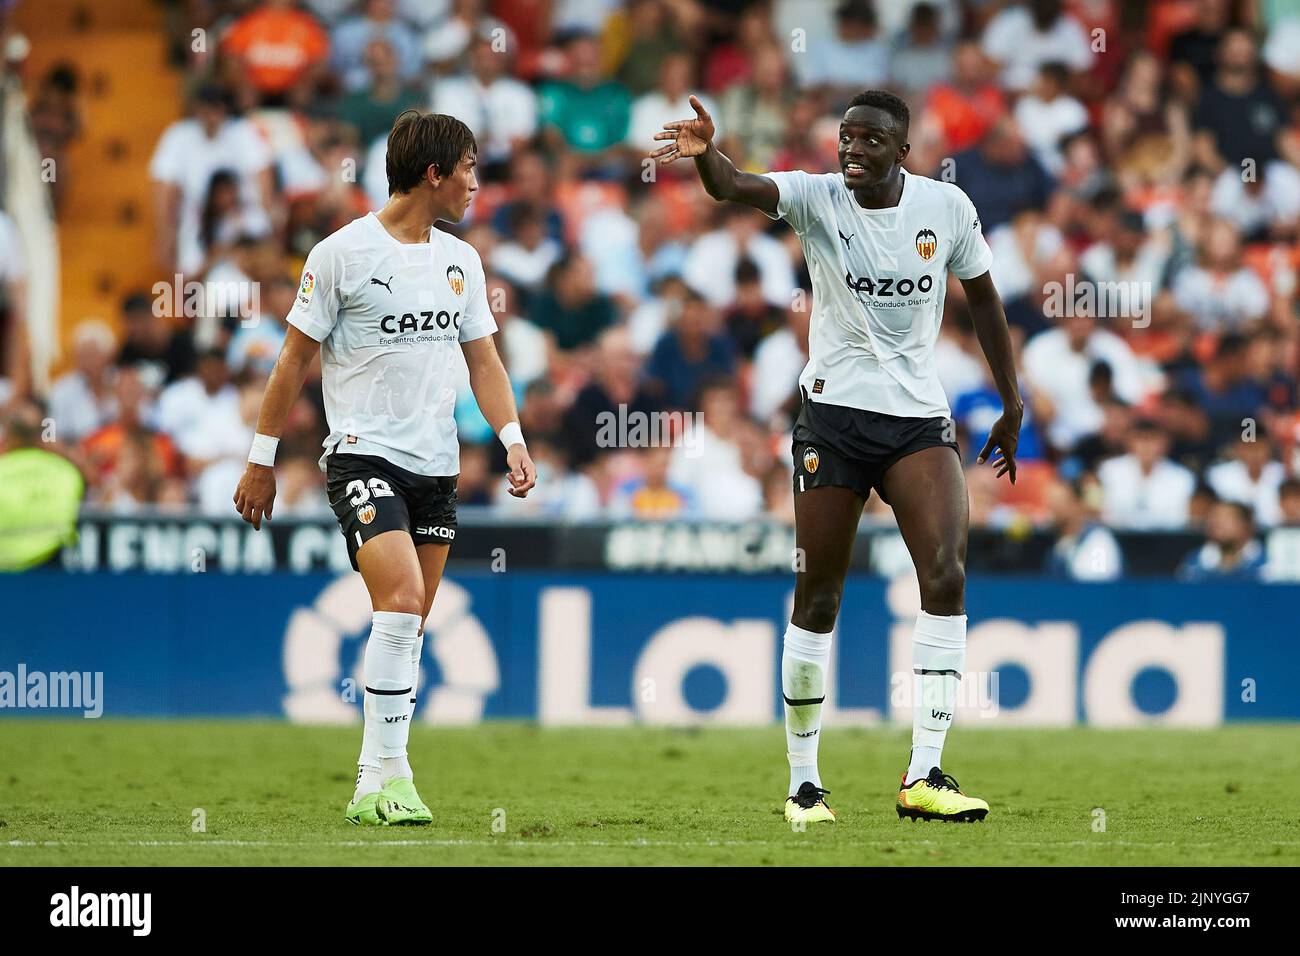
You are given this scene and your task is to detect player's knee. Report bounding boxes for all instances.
[795,584,843,633]
[920,559,965,613]
[375,583,424,616]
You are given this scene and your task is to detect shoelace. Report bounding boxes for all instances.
[794,785,831,809]
[928,771,963,793]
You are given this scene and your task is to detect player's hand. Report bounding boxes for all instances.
[650,94,715,164]
[505,444,537,498]
[977,412,1021,484]
[233,463,277,529]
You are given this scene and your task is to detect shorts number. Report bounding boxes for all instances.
[346,477,396,507]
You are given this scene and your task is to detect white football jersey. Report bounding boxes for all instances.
[287,212,497,476]
[764,170,993,418]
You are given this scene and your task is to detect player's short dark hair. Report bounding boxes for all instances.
[386,109,477,196]
[845,90,910,141]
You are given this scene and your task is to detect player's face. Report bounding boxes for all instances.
[437,151,479,223]
[838,106,908,189]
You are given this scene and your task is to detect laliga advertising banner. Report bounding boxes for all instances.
[2,571,1297,724]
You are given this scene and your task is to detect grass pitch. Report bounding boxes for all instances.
[1,721,1296,866]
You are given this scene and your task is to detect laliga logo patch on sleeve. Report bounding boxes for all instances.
[297,270,315,308]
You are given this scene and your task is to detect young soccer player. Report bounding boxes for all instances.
[653,91,1020,824]
[234,110,536,825]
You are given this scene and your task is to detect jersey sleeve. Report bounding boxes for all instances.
[946,186,994,280]
[762,169,823,234]
[286,240,342,342]
[457,249,498,343]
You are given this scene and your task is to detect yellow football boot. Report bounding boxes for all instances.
[896,768,989,823]
[784,782,837,825]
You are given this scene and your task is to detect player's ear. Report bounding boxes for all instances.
[897,142,911,164]
[425,163,440,187]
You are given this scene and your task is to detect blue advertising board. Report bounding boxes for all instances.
[1,570,1295,724]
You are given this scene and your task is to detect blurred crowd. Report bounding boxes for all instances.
[8,0,1300,580]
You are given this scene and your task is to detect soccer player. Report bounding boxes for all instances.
[233,110,536,825]
[652,92,1020,824]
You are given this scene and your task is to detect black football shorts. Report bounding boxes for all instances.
[325,453,458,570]
[791,395,959,505]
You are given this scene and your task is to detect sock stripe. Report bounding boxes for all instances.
[365,685,413,696]
[914,668,961,677]
[783,693,826,707]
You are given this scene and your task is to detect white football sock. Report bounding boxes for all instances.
[363,611,421,781]
[782,622,832,796]
[906,611,967,784]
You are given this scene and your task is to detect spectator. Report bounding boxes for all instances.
[717,44,792,173]
[615,0,690,96]
[1043,476,1123,580]
[1012,62,1088,176]
[431,31,539,169]
[1171,219,1270,332]
[608,446,696,519]
[116,291,197,389]
[1205,427,1287,527]
[538,32,631,156]
[950,116,1054,232]
[149,84,273,276]
[683,203,795,309]
[220,0,329,107]
[48,321,118,443]
[331,0,422,93]
[530,254,617,352]
[338,39,425,148]
[1177,499,1266,580]
[888,3,953,102]
[920,39,1006,155]
[157,349,238,442]
[795,0,889,96]
[668,377,764,520]
[561,327,662,468]
[1172,334,1269,457]
[981,0,1093,93]
[1209,159,1300,241]
[490,204,564,299]
[749,304,809,424]
[81,367,184,502]
[1097,419,1196,529]
[1022,311,1148,451]
[645,290,736,409]
[626,52,716,158]
[1168,0,1234,99]
[1191,28,1287,171]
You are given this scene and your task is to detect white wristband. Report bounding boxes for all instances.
[248,433,280,467]
[498,421,525,450]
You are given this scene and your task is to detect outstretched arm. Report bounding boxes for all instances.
[650,94,779,216]
[232,324,317,528]
[960,270,1022,483]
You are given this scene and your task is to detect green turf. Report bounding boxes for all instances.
[1,721,1296,866]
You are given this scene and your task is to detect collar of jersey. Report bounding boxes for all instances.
[367,211,431,247]
[842,169,910,218]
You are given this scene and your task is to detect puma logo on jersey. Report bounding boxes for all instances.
[838,229,854,248]
[371,275,394,292]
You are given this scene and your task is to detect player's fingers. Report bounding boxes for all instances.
[649,142,677,157]
[652,130,679,142]
[657,151,679,165]
[976,435,996,464]
[251,505,264,531]
[659,119,690,131]
[689,94,709,120]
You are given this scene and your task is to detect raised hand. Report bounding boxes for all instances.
[650,94,715,165]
